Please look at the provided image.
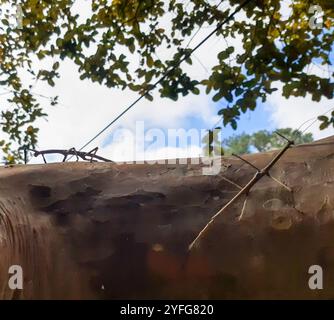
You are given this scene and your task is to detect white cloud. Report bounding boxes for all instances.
[27,57,218,163]
[266,86,334,140]
[26,19,232,163]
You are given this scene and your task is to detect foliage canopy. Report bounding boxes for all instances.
[222,128,314,155]
[0,0,333,162]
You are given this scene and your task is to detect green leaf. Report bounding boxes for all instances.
[235,88,243,96]
[318,116,329,122]
[53,62,60,70]
[47,78,55,86]
[225,92,233,103]
[56,38,63,47]
[213,91,223,102]
[320,121,329,130]
[227,47,234,54]
[192,87,200,95]
[218,51,229,60]
[145,93,153,101]
[129,43,135,53]
[147,55,154,68]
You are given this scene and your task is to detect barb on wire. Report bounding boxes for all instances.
[25,147,115,164]
[189,132,294,251]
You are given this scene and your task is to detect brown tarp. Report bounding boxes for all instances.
[0,136,334,299]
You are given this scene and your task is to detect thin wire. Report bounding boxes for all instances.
[184,0,226,49]
[184,0,225,63]
[211,116,224,130]
[300,118,322,135]
[193,54,210,73]
[73,0,253,155]
[297,106,334,135]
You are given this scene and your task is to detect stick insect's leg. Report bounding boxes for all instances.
[67,147,79,162]
[87,147,98,163]
[238,193,249,221]
[42,154,47,164]
[221,176,243,190]
[73,148,79,162]
[267,173,292,192]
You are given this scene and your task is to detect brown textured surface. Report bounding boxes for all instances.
[0,137,334,299]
